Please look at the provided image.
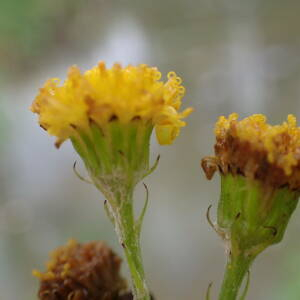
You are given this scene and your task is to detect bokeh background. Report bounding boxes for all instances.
[1,0,300,299]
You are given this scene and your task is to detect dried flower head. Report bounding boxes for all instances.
[33,239,126,300]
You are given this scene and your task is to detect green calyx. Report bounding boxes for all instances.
[216,173,300,300]
[70,120,155,193]
[218,174,300,257]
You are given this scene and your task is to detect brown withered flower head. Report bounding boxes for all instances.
[33,239,127,300]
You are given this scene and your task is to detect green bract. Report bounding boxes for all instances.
[215,174,300,300]
[218,174,299,257]
[71,120,154,192]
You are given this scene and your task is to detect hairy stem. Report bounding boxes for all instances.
[107,189,150,300]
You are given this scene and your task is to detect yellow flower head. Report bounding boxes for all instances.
[31,62,193,147]
[33,239,126,300]
[203,113,300,190]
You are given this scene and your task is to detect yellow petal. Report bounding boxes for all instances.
[155,125,179,145]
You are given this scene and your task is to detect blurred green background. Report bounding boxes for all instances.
[1,0,300,299]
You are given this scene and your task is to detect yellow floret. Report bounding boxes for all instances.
[33,239,78,281]
[31,62,193,146]
[215,113,300,175]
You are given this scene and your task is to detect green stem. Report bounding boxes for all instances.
[218,254,253,300]
[108,189,151,300]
